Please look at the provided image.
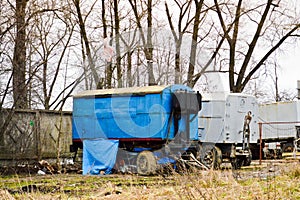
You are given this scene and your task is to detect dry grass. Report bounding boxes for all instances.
[0,161,299,199]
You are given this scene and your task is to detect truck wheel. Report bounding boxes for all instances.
[200,145,222,169]
[136,151,157,175]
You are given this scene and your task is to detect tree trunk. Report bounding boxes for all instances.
[187,0,203,87]
[114,0,122,88]
[101,0,112,89]
[127,51,133,87]
[13,0,28,109]
[146,0,155,85]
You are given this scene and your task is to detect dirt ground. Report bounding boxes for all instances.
[0,158,299,200]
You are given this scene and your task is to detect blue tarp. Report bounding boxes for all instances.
[72,85,197,141]
[82,139,119,175]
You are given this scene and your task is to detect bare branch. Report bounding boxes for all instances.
[242,24,300,91]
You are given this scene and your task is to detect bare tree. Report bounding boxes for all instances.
[128,0,156,86]
[186,0,204,87]
[73,0,100,89]
[165,1,192,84]
[164,1,224,88]
[29,11,75,109]
[119,27,139,87]
[214,0,300,92]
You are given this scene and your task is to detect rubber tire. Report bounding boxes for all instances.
[282,143,294,153]
[136,151,157,175]
[200,145,222,169]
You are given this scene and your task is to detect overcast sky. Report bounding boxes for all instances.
[278,45,300,91]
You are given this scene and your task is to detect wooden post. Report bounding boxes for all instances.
[259,122,262,165]
[35,110,41,160]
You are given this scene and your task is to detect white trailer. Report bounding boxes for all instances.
[198,92,259,168]
[258,101,300,155]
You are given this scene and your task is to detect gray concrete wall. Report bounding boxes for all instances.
[0,109,72,161]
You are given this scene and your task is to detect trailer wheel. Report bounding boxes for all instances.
[282,143,294,153]
[200,145,222,169]
[136,151,157,175]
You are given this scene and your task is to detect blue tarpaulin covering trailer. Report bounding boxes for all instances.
[71,85,202,175]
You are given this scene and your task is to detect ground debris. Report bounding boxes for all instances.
[0,160,82,176]
[39,160,55,174]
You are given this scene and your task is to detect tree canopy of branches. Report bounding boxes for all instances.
[0,0,299,110]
